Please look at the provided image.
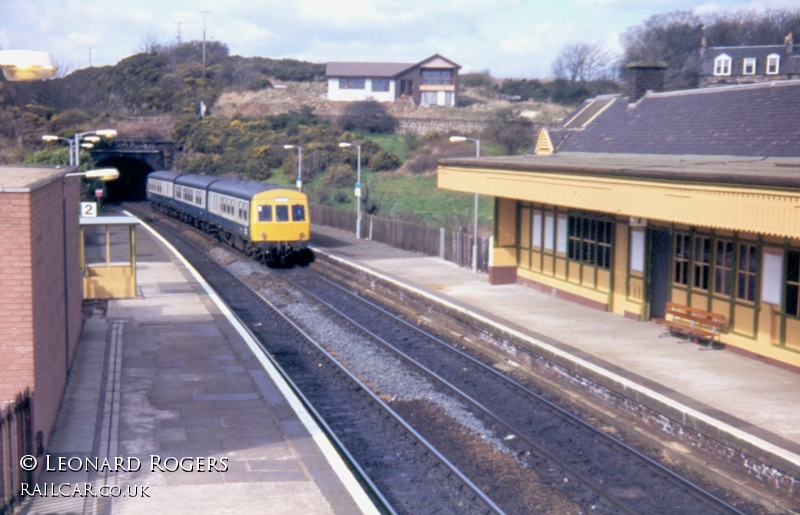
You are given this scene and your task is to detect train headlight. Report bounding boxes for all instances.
[260,232,267,240]
[299,232,305,239]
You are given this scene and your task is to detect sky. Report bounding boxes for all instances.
[1,0,797,79]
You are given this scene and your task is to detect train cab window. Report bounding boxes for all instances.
[275,205,289,222]
[292,204,306,221]
[258,205,272,222]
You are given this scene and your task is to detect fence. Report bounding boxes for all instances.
[1,390,32,515]
[310,204,491,272]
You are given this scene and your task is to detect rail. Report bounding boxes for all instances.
[310,204,491,272]
[1,390,33,515]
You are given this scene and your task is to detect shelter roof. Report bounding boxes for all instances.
[439,152,800,189]
[0,165,75,192]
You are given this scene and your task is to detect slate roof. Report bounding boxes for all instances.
[550,80,800,158]
[325,54,461,78]
[701,45,800,76]
[325,62,414,78]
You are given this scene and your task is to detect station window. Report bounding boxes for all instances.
[693,236,711,291]
[713,240,734,296]
[674,234,691,285]
[258,205,272,222]
[737,243,759,302]
[292,204,306,221]
[567,216,612,269]
[275,205,289,222]
[786,251,800,317]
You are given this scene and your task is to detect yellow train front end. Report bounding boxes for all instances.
[249,188,313,267]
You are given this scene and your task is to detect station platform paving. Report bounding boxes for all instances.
[21,223,375,515]
[309,223,800,496]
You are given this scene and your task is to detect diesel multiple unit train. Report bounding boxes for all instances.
[146,171,313,267]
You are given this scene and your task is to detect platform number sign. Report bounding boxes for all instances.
[80,202,97,217]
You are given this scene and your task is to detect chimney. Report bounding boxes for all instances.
[626,62,667,102]
[786,33,794,55]
[700,37,707,58]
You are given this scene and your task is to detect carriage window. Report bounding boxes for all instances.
[292,204,306,221]
[258,205,272,222]
[275,205,289,221]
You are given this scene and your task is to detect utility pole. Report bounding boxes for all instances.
[200,11,210,78]
[175,21,183,46]
[88,47,92,67]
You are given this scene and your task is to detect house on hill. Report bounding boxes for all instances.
[700,33,800,87]
[326,54,460,107]
[437,64,800,367]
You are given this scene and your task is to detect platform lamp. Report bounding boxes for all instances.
[449,136,480,273]
[283,145,303,191]
[74,129,117,166]
[0,50,57,81]
[338,142,362,239]
[61,168,120,372]
[42,135,77,166]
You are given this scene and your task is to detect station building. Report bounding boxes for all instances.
[0,165,82,451]
[438,72,800,368]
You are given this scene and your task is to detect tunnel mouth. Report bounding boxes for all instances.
[94,157,154,203]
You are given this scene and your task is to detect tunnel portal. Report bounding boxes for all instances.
[90,140,174,203]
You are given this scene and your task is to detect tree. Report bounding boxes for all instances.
[484,108,534,155]
[620,10,705,90]
[551,42,614,82]
[337,101,398,134]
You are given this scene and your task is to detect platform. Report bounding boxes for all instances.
[309,224,800,496]
[20,223,375,515]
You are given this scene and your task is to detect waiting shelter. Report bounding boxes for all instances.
[79,216,138,299]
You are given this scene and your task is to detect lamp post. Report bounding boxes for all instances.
[283,145,303,191]
[0,50,57,81]
[61,168,119,372]
[339,142,362,239]
[73,130,117,166]
[42,135,76,166]
[449,136,480,273]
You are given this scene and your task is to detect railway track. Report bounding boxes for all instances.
[126,202,762,514]
[128,204,503,515]
[288,268,753,515]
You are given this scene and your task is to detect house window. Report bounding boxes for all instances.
[371,79,389,92]
[714,54,731,76]
[743,58,756,75]
[421,91,438,106]
[339,78,365,89]
[767,54,780,74]
[421,69,454,85]
[399,79,413,96]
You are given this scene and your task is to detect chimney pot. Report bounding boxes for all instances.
[626,62,667,102]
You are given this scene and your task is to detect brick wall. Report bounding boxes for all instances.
[0,192,34,401]
[0,175,82,449]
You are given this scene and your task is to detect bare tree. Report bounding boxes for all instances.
[136,31,164,54]
[551,41,614,82]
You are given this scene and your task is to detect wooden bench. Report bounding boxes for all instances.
[653,302,726,350]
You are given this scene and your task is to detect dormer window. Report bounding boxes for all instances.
[767,54,780,74]
[714,54,731,76]
[743,58,756,75]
